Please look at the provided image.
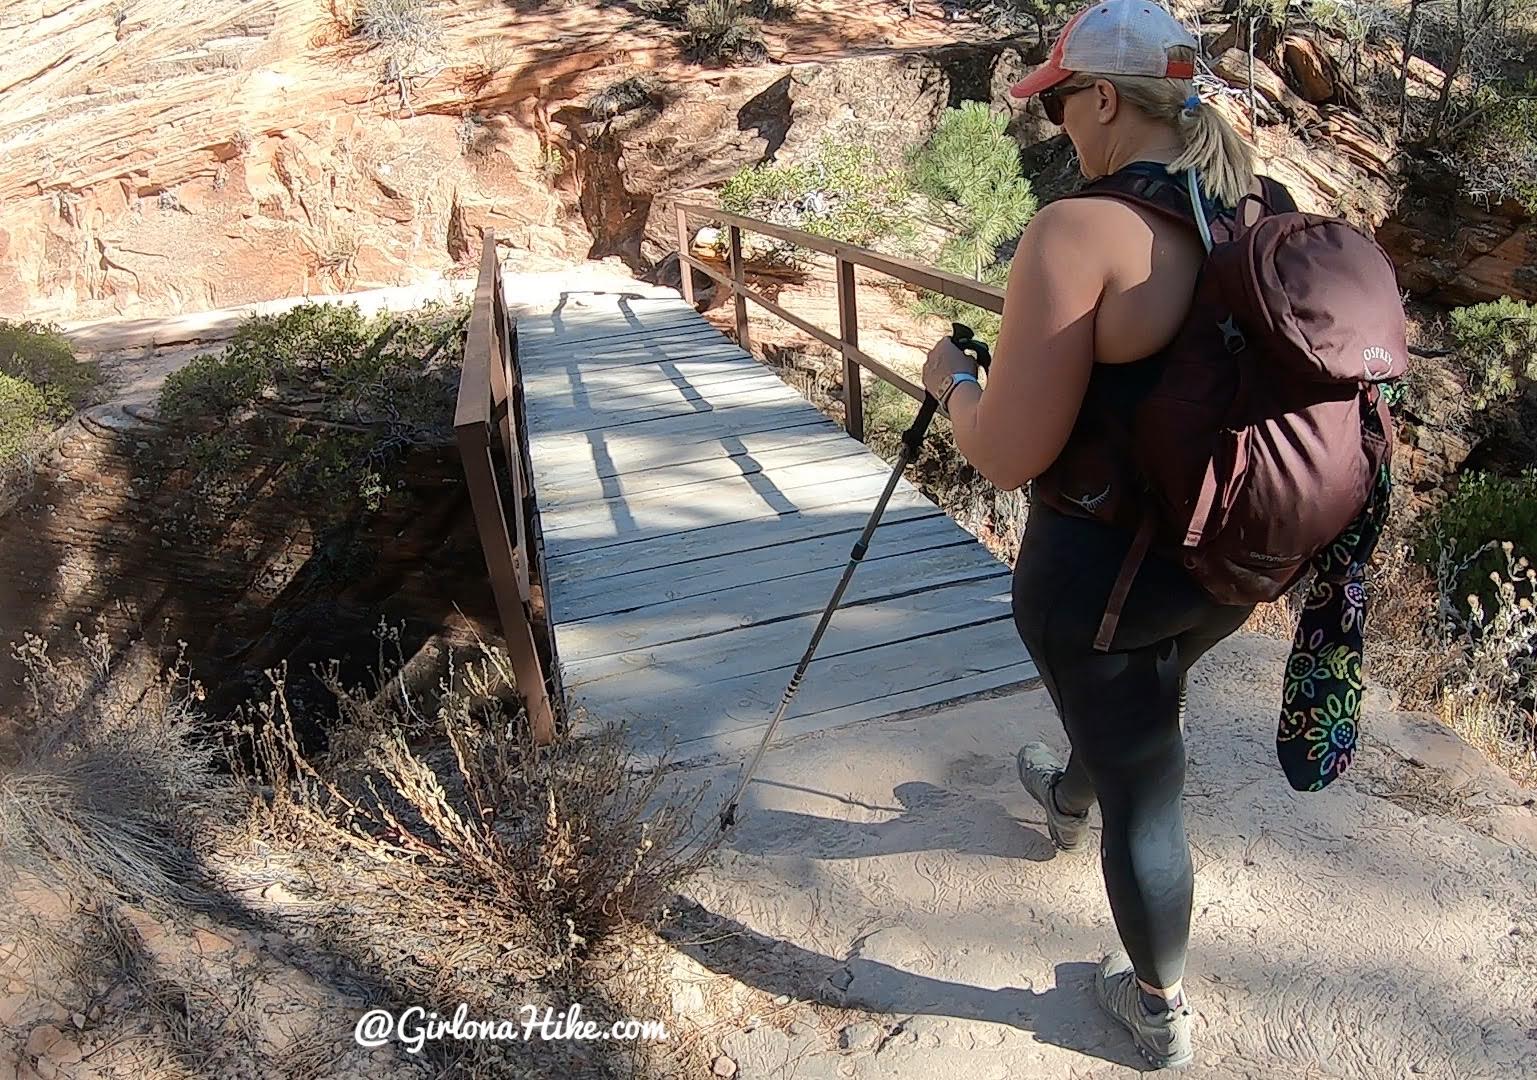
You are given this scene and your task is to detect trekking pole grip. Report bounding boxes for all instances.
[901,322,992,457]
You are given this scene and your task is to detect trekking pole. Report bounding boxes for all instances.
[719,323,992,832]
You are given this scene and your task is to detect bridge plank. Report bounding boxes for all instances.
[526,395,827,448]
[562,573,1015,689]
[522,326,742,365]
[544,499,944,583]
[537,430,864,509]
[549,513,966,619]
[557,538,1005,652]
[576,618,1036,755]
[524,364,781,411]
[538,463,936,555]
[526,377,807,437]
[532,419,842,488]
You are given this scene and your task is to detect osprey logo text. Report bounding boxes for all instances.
[1362,345,1395,379]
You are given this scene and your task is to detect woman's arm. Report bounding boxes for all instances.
[921,199,1105,490]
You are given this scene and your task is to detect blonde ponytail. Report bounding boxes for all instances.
[1064,46,1257,209]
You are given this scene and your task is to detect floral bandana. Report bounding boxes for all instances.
[1277,464,1393,792]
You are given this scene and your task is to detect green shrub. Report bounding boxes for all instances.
[911,283,1007,345]
[1448,77,1537,214]
[0,320,96,421]
[152,299,466,524]
[680,0,766,64]
[719,139,909,249]
[227,302,383,378]
[1448,296,1537,408]
[0,373,49,465]
[911,101,1038,278]
[1417,468,1537,612]
[158,350,272,423]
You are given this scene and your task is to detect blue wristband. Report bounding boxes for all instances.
[940,370,980,415]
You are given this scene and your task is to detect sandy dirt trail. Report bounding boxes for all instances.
[668,634,1537,1079]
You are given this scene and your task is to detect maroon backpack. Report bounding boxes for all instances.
[1034,166,1408,650]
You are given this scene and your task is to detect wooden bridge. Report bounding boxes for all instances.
[456,212,1039,762]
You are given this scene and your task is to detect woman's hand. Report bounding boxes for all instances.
[921,336,979,400]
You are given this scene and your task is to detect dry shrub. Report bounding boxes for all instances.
[1354,533,1537,784]
[1244,591,1303,639]
[0,630,227,909]
[352,0,442,50]
[680,0,766,64]
[233,624,722,967]
[1430,542,1537,784]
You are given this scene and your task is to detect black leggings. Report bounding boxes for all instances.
[1012,503,1252,990]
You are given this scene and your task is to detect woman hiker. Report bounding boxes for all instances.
[921,0,1302,1068]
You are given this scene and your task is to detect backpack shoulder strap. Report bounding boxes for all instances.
[1257,175,1299,214]
[1062,169,1201,233]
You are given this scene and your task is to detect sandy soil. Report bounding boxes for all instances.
[667,633,1537,1079]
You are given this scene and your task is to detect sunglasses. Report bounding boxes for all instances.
[1040,82,1093,126]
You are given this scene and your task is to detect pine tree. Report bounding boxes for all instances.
[912,101,1038,281]
[908,101,1037,338]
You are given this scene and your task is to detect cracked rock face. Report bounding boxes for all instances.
[0,0,628,321]
[1377,186,1537,306]
[11,0,1522,326]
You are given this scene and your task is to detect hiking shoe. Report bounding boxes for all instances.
[1095,951,1194,1071]
[1016,743,1090,853]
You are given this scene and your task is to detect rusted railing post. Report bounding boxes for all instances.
[836,257,864,442]
[675,204,695,306]
[728,224,750,353]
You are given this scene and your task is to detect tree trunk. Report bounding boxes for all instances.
[1429,35,1467,141]
[1398,0,1421,137]
[1248,16,1258,125]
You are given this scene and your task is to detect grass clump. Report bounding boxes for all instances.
[1447,296,1537,409]
[680,0,767,64]
[0,621,722,1077]
[636,0,793,64]
[0,630,225,906]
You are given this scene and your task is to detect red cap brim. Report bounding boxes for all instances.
[1009,62,1073,99]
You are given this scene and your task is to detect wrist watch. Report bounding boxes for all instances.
[937,370,980,416]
